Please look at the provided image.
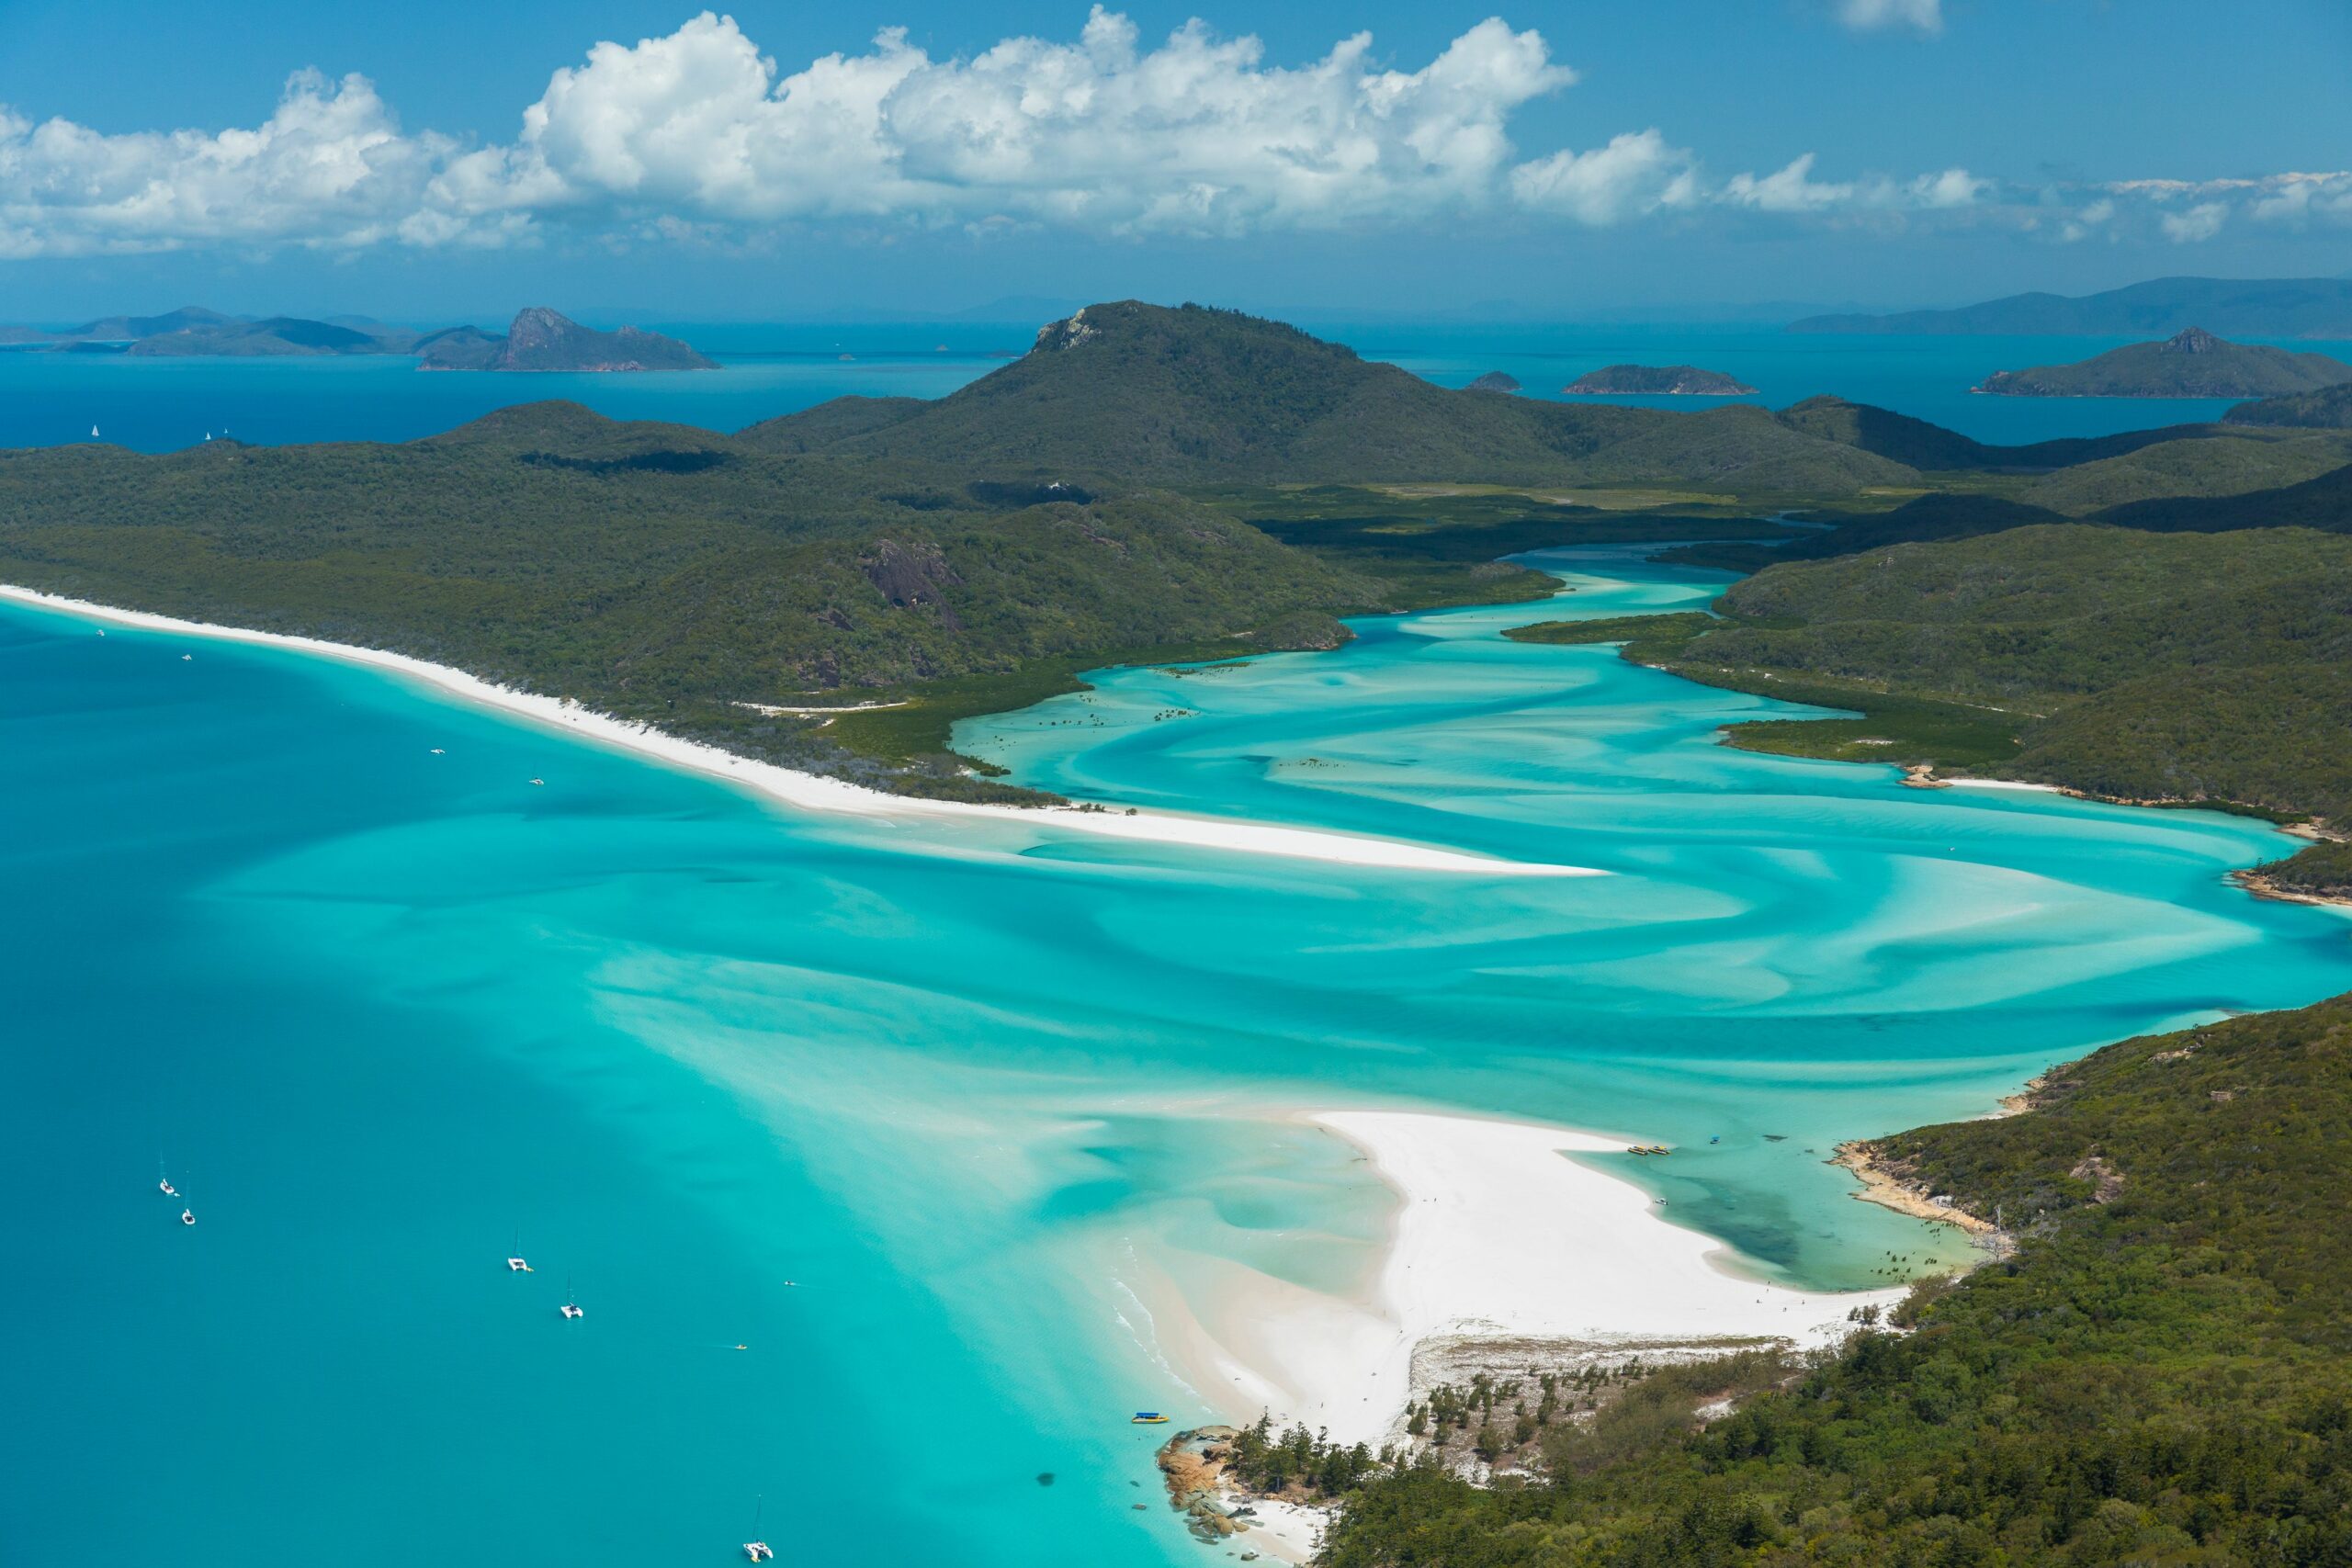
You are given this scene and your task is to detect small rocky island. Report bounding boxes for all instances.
[1562,364,1758,395]
[1464,370,1521,392]
[1973,326,2352,399]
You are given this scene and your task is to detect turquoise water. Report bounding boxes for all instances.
[5,551,2348,1564]
[7,321,2329,451]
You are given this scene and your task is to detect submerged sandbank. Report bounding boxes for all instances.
[0,584,1603,878]
[1148,1109,1905,1450]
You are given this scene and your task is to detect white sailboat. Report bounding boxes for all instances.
[741,1496,774,1562]
[506,1225,532,1272]
[158,1160,177,1198]
[560,1276,583,1320]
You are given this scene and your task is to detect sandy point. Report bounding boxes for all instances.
[1139,1107,1906,1450]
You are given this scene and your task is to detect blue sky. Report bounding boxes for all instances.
[2,0,2346,322]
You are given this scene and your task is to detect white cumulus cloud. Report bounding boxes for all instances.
[1837,0,1943,35]
[1509,130,1697,224]
[2,8,2334,262]
[1722,153,1856,212]
[0,70,448,259]
[430,8,1576,238]
[2159,201,2228,243]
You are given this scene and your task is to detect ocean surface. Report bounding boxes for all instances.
[6,318,2341,453]
[6,546,2350,1566]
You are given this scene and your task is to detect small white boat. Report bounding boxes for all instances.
[560,1276,583,1319]
[430,748,445,755]
[507,1257,532,1272]
[180,1208,196,1226]
[529,778,545,786]
[743,1496,773,1561]
[181,654,192,661]
[159,1178,177,1197]
[90,424,99,439]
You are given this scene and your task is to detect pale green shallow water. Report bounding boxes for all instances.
[4,549,2348,1566]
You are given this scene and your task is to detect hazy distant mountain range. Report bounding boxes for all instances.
[1791,276,2352,338]
[0,306,715,372]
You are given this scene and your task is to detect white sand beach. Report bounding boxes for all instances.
[0,584,1603,879]
[1155,1108,1906,1450]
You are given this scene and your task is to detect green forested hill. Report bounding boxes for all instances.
[2226,382,2352,430]
[0,404,1408,796]
[2018,431,2352,514]
[1317,994,2352,1567]
[1680,526,2352,812]
[1770,394,2211,471]
[2098,458,2352,532]
[740,302,1917,491]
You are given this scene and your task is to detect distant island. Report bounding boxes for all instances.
[1562,364,1758,396]
[1790,275,2352,338]
[1464,371,1521,393]
[416,309,718,373]
[1973,327,2352,399]
[0,305,715,373]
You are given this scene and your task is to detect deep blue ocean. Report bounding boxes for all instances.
[6,318,2341,452]
[4,328,2349,1566]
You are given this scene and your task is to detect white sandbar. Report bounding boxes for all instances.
[0,584,1603,878]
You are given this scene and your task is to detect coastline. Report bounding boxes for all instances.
[1830,1141,2001,1236]
[1141,1108,1907,1454]
[2232,868,2352,909]
[0,583,1604,880]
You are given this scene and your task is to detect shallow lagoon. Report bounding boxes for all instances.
[4,551,2347,1566]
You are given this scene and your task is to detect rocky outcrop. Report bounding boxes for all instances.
[858,538,965,627]
[1156,1427,1257,1543]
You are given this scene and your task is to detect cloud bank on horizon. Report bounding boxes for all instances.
[0,6,2344,262]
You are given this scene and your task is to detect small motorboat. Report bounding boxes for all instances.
[430,748,445,755]
[529,778,545,786]
[1131,1412,1170,1425]
[180,1208,196,1226]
